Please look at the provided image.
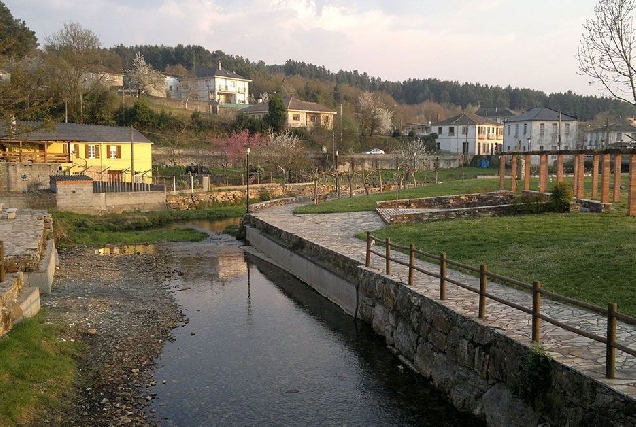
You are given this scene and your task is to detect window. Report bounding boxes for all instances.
[438,127,443,135]
[461,126,468,135]
[310,115,317,123]
[565,123,571,136]
[523,123,527,135]
[540,123,545,136]
[85,144,100,159]
[617,132,623,142]
[107,145,121,159]
[552,123,558,134]
[292,114,300,121]
[449,126,455,136]
[514,124,519,137]
[507,125,511,136]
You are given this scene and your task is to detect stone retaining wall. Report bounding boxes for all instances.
[377,191,517,210]
[0,272,25,336]
[245,214,636,427]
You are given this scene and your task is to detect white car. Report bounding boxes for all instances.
[363,148,385,155]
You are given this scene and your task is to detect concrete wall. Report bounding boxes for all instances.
[0,163,62,193]
[245,215,636,427]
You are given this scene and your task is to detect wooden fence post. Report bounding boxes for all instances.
[440,252,447,300]
[408,244,415,287]
[479,264,488,318]
[0,241,4,283]
[532,281,542,343]
[606,302,617,379]
[385,237,391,275]
[365,232,371,267]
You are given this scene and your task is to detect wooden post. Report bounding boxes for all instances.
[385,237,391,275]
[601,153,611,203]
[532,281,542,343]
[606,303,617,379]
[365,232,372,267]
[577,154,586,199]
[539,154,548,193]
[408,244,415,287]
[440,252,447,300]
[479,264,488,318]
[629,153,636,216]
[614,154,622,203]
[524,154,531,191]
[556,153,564,184]
[0,241,4,283]
[592,154,599,200]
[511,155,517,192]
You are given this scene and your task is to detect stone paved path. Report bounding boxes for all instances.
[252,204,636,399]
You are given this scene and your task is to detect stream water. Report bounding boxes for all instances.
[146,222,483,426]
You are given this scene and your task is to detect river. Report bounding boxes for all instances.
[147,222,483,426]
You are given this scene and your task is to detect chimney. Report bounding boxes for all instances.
[218,61,222,70]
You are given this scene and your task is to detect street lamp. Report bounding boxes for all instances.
[246,147,250,214]
[335,150,340,199]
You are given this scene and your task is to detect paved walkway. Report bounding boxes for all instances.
[0,209,50,273]
[252,204,636,399]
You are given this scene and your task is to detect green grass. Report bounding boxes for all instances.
[52,205,245,246]
[366,211,636,316]
[0,311,83,425]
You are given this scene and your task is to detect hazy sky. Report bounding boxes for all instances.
[4,0,606,97]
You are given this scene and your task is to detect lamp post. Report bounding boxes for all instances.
[335,150,340,199]
[246,147,250,214]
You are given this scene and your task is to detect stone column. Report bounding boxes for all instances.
[556,154,564,184]
[614,154,622,202]
[629,153,636,216]
[577,154,586,199]
[539,154,548,193]
[601,153,611,204]
[591,154,599,200]
[499,154,506,190]
[524,154,531,191]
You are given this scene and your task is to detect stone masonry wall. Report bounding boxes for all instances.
[245,213,636,426]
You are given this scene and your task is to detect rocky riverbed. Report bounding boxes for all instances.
[41,245,184,426]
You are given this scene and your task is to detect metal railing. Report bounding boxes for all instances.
[365,232,636,379]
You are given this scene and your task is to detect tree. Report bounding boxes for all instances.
[264,92,286,132]
[0,1,37,60]
[578,0,636,105]
[44,22,103,122]
[258,130,310,184]
[126,52,165,97]
[357,91,393,137]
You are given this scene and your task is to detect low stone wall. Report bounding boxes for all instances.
[0,272,25,336]
[377,191,516,210]
[245,215,636,427]
[572,198,613,213]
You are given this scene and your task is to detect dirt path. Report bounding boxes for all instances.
[41,245,184,426]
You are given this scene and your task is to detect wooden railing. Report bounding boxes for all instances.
[0,152,70,163]
[365,232,636,379]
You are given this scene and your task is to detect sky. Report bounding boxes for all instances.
[4,0,606,97]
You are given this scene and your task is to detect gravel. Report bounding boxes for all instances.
[41,245,184,426]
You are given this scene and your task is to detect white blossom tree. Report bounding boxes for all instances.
[357,91,393,137]
[126,52,165,97]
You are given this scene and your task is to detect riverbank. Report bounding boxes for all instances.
[40,246,183,425]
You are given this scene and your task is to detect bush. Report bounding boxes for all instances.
[550,182,573,213]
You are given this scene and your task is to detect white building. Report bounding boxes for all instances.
[503,107,578,152]
[586,122,636,149]
[432,112,502,155]
[165,62,251,106]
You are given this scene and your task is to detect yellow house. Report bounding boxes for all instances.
[0,122,153,183]
[241,96,337,130]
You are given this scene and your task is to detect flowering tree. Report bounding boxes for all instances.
[126,52,165,97]
[257,130,311,184]
[357,91,393,137]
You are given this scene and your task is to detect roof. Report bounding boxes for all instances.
[193,65,251,81]
[433,112,500,126]
[0,122,152,144]
[587,123,636,133]
[241,96,337,115]
[475,107,517,118]
[505,107,577,123]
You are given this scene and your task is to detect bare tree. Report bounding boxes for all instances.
[578,0,636,104]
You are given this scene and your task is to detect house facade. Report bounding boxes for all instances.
[241,96,337,130]
[432,112,502,155]
[585,123,636,149]
[0,123,153,185]
[502,107,578,152]
[165,62,251,106]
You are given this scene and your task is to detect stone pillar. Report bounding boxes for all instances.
[556,154,564,183]
[539,154,548,193]
[577,154,585,199]
[524,154,531,191]
[591,154,599,200]
[601,153,611,204]
[629,154,636,216]
[510,155,517,192]
[614,154,622,202]
[499,154,506,190]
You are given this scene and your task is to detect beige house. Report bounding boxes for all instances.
[241,96,337,130]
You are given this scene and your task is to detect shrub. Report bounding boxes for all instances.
[550,182,573,213]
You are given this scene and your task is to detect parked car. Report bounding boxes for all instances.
[363,148,385,155]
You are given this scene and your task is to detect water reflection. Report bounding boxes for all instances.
[148,233,484,426]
